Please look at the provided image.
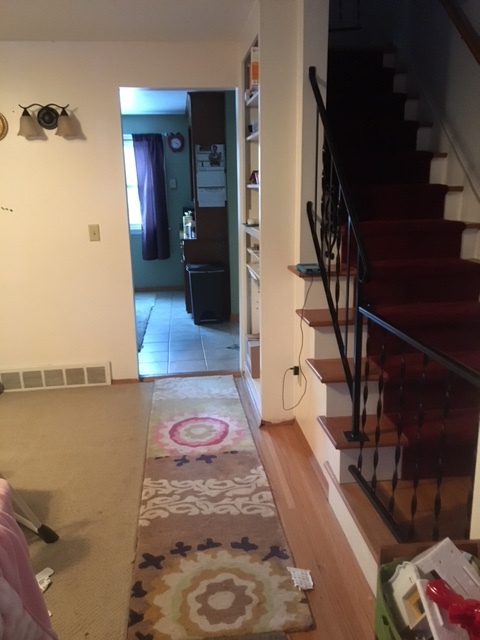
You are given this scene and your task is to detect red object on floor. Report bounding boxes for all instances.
[426,579,480,640]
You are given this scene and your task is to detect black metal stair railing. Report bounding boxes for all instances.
[307,65,480,542]
[307,65,370,442]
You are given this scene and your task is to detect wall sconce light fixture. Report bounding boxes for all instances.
[18,103,76,139]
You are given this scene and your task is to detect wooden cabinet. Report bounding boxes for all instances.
[182,92,230,318]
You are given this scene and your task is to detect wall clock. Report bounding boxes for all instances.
[167,132,185,152]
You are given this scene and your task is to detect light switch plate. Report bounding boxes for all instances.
[88,224,101,241]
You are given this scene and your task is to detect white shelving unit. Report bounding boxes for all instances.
[238,2,310,422]
[242,40,261,399]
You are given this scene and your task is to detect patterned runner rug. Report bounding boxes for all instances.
[127,375,315,640]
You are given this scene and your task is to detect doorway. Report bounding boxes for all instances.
[119,88,240,377]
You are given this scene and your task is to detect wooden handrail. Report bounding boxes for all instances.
[440,0,480,65]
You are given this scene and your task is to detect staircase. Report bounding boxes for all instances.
[302,46,480,555]
[327,47,480,480]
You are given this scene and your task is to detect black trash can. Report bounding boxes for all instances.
[186,263,225,325]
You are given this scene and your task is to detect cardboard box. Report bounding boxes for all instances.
[249,46,259,88]
[246,336,260,379]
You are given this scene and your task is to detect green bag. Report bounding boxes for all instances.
[374,561,405,640]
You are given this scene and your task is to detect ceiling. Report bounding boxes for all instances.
[0,0,256,42]
[1,0,254,115]
[119,88,189,116]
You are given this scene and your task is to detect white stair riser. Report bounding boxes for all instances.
[416,125,433,151]
[429,155,448,183]
[299,277,355,310]
[324,381,380,417]
[461,228,480,260]
[444,190,463,219]
[326,437,402,484]
[313,324,367,359]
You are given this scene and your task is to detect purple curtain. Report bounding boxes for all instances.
[132,133,170,260]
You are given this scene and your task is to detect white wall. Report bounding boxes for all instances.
[293,0,330,445]
[0,41,239,380]
[257,0,299,419]
[461,0,480,34]
[395,0,480,229]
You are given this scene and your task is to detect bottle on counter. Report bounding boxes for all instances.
[183,211,193,237]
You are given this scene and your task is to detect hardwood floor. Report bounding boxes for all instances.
[235,375,474,640]
[236,378,376,640]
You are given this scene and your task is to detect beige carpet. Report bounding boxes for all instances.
[0,382,153,640]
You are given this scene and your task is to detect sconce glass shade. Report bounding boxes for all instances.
[18,109,40,138]
[55,109,76,138]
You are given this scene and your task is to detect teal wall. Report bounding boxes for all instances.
[122,92,238,314]
[225,91,239,315]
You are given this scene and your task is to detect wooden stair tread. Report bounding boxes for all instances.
[318,414,407,450]
[288,264,355,278]
[295,307,355,327]
[306,357,381,383]
[327,460,472,558]
[288,265,320,279]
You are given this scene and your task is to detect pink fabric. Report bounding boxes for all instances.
[0,479,57,640]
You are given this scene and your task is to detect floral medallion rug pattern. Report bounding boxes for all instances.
[127,375,314,640]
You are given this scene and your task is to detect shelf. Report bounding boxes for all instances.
[243,224,260,240]
[244,370,261,421]
[245,91,259,108]
[243,40,261,413]
[246,263,260,282]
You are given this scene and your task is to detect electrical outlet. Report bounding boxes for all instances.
[88,224,101,242]
[292,366,299,376]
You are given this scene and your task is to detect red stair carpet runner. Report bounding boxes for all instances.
[327,48,480,479]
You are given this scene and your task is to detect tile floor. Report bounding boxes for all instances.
[136,290,240,377]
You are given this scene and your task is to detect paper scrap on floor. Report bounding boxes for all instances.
[36,567,54,593]
[287,567,314,590]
